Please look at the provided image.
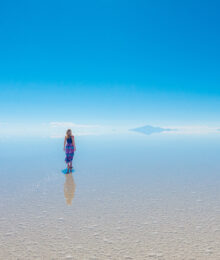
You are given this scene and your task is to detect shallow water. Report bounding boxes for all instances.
[0,134,220,259]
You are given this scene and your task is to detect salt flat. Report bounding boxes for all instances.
[0,133,220,259]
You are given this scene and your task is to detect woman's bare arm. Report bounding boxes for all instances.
[64,137,67,151]
[72,136,76,151]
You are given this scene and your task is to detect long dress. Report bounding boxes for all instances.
[65,136,74,163]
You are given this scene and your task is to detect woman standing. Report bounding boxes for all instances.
[64,129,76,172]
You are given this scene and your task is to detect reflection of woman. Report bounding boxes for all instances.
[64,129,76,172]
[64,173,76,205]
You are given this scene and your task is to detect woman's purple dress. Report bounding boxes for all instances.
[65,136,74,163]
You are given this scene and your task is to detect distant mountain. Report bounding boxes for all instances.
[130,125,173,135]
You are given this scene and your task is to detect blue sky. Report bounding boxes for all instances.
[0,0,220,127]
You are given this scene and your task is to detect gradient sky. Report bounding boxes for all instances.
[0,0,220,126]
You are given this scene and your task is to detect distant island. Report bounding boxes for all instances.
[130,125,174,135]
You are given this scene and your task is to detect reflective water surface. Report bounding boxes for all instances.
[0,134,220,259]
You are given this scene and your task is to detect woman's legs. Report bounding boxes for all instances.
[66,162,70,173]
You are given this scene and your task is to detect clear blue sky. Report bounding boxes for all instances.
[0,0,220,126]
